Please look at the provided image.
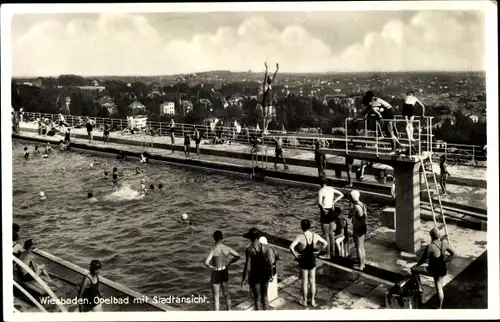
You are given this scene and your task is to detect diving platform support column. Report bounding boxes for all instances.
[393,160,422,253]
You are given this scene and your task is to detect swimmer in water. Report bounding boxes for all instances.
[204,230,241,311]
[112,167,118,176]
[45,142,52,154]
[136,167,142,175]
[23,147,30,159]
[140,179,147,195]
[33,145,41,156]
[104,171,109,178]
[140,152,148,164]
[150,184,155,191]
[39,191,47,201]
[158,183,163,190]
[87,192,99,203]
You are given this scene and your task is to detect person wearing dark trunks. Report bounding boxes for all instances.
[318,175,344,259]
[78,260,103,312]
[183,132,191,158]
[241,228,274,310]
[205,230,240,311]
[349,190,367,270]
[272,137,288,170]
[262,62,279,135]
[403,91,425,142]
[314,141,326,176]
[23,147,29,160]
[345,155,354,187]
[193,127,202,159]
[411,228,455,309]
[103,124,110,145]
[289,219,328,307]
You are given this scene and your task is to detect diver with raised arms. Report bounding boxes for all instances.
[261,62,279,135]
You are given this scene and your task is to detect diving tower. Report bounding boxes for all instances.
[267,116,439,254]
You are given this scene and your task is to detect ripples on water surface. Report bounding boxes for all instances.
[12,142,384,308]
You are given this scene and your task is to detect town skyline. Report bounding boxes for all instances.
[8,5,486,77]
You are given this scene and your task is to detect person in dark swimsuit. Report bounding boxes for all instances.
[183,132,191,158]
[261,62,279,134]
[314,141,326,176]
[169,119,176,153]
[63,128,71,145]
[345,155,354,187]
[241,228,274,310]
[411,228,455,309]
[272,137,288,170]
[205,230,241,311]
[103,124,110,145]
[193,127,202,159]
[332,206,349,257]
[23,147,29,160]
[289,220,328,307]
[349,190,367,270]
[86,118,94,144]
[79,260,103,312]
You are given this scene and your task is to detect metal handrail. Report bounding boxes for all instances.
[20,112,486,163]
[13,256,68,312]
[13,280,48,312]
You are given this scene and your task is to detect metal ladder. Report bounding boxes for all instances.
[420,154,450,244]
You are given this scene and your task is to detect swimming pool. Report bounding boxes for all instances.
[12,141,385,310]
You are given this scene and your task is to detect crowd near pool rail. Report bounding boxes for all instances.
[20,112,486,165]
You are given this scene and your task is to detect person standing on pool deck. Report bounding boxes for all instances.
[183,132,191,158]
[439,155,451,196]
[314,141,326,176]
[403,91,425,142]
[86,117,94,144]
[193,127,202,159]
[289,219,328,308]
[169,119,176,153]
[411,228,455,309]
[63,128,71,145]
[273,137,289,170]
[103,123,110,145]
[241,228,274,310]
[78,260,103,312]
[345,155,354,187]
[349,190,367,270]
[318,175,344,259]
[204,230,241,311]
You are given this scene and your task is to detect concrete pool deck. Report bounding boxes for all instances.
[16,123,488,211]
[12,128,488,310]
[18,122,487,188]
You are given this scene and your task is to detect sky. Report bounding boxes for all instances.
[9,7,486,76]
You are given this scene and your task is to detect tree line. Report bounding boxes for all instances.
[11,75,486,146]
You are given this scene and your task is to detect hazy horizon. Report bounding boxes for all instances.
[12,69,487,79]
[9,7,486,76]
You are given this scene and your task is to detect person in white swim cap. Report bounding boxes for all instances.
[348,190,367,271]
[181,213,188,221]
[39,191,47,200]
[258,236,279,282]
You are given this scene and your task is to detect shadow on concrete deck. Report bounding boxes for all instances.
[424,250,487,309]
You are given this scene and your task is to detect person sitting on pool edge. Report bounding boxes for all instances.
[17,239,53,282]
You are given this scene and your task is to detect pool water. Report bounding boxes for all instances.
[12,141,385,310]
